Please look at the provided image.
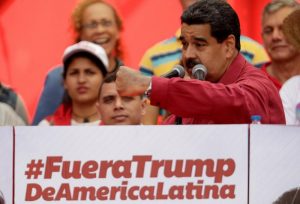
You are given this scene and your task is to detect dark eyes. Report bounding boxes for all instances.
[103,96,115,104]
[85,70,95,75]
[102,96,134,104]
[263,27,273,35]
[181,40,188,49]
[181,41,205,49]
[195,43,206,47]
[68,69,96,76]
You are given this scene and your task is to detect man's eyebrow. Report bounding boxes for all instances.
[179,36,208,43]
[103,95,115,99]
[193,36,208,43]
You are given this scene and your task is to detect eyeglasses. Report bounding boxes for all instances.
[81,19,113,30]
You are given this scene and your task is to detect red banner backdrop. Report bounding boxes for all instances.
[0,0,272,122]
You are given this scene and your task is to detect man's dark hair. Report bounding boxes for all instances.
[98,71,117,99]
[102,71,117,84]
[97,71,143,99]
[181,0,241,51]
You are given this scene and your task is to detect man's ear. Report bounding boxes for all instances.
[224,34,236,58]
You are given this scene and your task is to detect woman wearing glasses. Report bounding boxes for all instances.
[33,0,123,125]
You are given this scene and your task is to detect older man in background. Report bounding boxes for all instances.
[261,0,300,89]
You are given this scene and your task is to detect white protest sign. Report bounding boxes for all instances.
[14,125,248,203]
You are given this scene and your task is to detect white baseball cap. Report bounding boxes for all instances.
[63,41,109,75]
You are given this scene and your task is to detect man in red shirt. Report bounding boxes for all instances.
[261,0,300,90]
[115,0,285,124]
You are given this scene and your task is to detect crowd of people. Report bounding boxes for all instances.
[1,0,300,125]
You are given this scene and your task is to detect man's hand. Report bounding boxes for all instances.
[116,66,151,96]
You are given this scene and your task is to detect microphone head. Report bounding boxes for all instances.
[173,65,185,78]
[192,64,207,80]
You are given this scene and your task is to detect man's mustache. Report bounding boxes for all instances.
[185,59,201,70]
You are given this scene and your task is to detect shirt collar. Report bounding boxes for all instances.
[219,53,245,85]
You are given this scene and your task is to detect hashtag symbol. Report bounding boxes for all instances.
[25,159,44,179]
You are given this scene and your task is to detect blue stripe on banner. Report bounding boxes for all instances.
[240,51,254,62]
[152,50,182,67]
[162,37,177,44]
[253,63,264,69]
[140,67,154,76]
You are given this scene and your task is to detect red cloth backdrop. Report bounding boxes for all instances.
[0,0,271,122]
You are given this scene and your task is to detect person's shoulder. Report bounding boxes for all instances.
[283,75,300,86]
[43,65,64,84]
[0,102,14,114]
[47,65,63,76]
[280,75,300,93]
[244,62,268,77]
[0,102,25,125]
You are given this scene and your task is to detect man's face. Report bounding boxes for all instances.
[80,3,120,58]
[262,7,299,63]
[180,23,234,82]
[97,82,146,125]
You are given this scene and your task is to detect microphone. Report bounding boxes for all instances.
[161,65,185,78]
[192,64,207,80]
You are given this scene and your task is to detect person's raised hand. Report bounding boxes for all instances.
[116,66,151,96]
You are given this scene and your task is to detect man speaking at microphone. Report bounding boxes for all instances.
[116,0,285,124]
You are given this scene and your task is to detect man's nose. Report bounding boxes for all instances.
[78,73,86,82]
[114,97,124,109]
[185,45,197,59]
[271,27,284,41]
